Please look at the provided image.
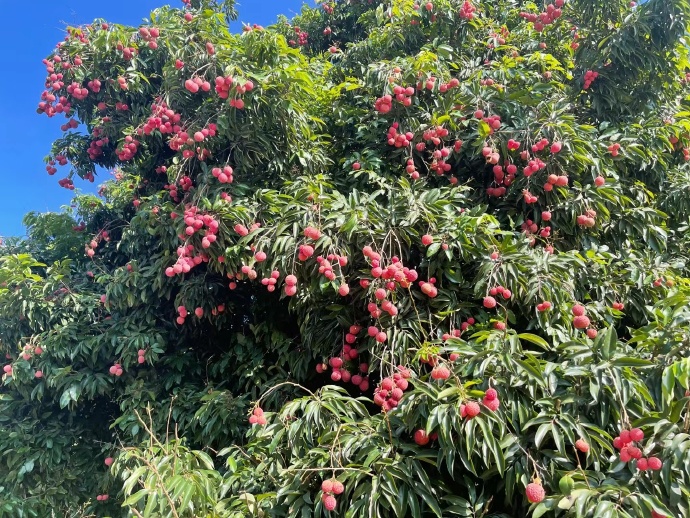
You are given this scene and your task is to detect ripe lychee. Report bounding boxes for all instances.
[414,429,430,445]
[322,494,337,511]
[483,296,497,309]
[525,481,545,503]
[629,428,644,442]
[575,439,589,453]
[647,457,662,471]
[572,304,586,316]
[465,401,481,418]
[573,315,590,329]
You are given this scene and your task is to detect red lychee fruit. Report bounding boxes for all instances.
[464,401,481,418]
[629,428,644,442]
[414,429,430,445]
[647,457,662,471]
[322,494,337,511]
[573,315,590,329]
[332,480,344,495]
[575,439,589,453]
[483,296,497,309]
[483,397,500,411]
[525,481,545,503]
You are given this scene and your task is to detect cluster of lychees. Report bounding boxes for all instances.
[613,428,663,471]
[373,366,412,411]
[214,75,254,109]
[211,165,234,184]
[320,479,344,511]
[392,84,416,106]
[474,110,502,135]
[143,100,182,135]
[259,270,280,292]
[86,127,109,161]
[536,300,552,312]
[137,26,161,49]
[108,363,123,377]
[317,331,370,391]
[483,285,512,309]
[481,144,501,165]
[416,75,461,94]
[46,153,69,175]
[180,207,219,247]
[248,407,267,425]
[418,125,450,150]
[583,70,599,90]
[165,243,209,278]
[288,26,309,46]
[164,175,193,202]
[60,117,80,132]
[316,255,344,283]
[386,123,414,148]
[543,172,569,192]
[115,135,140,161]
[576,209,597,228]
[519,0,564,32]
[85,230,110,258]
[571,304,591,330]
[458,0,476,19]
[520,218,550,242]
[608,142,622,156]
[184,76,211,94]
[116,41,138,61]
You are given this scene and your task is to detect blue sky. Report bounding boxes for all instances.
[0,0,310,238]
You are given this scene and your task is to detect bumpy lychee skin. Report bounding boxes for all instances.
[331,480,344,495]
[484,388,498,401]
[525,482,545,503]
[483,397,500,411]
[575,439,589,453]
[465,401,481,418]
[431,365,450,380]
[573,315,590,329]
[627,446,642,459]
[629,428,644,442]
[322,494,337,511]
[321,480,334,493]
[647,456,663,471]
[636,458,649,471]
[483,296,497,309]
[571,304,586,316]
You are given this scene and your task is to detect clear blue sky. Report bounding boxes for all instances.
[0,0,310,238]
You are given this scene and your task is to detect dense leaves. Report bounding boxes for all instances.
[2,0,690,516]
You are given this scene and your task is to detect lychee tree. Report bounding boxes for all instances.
[2,0,690,516]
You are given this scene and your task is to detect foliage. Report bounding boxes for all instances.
[2,0,690,516]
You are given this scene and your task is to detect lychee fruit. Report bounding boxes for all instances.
[525,481,545,503]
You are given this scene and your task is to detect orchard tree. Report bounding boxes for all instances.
[1,0,690,516]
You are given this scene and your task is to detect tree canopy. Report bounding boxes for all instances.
[3,0,690,516]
